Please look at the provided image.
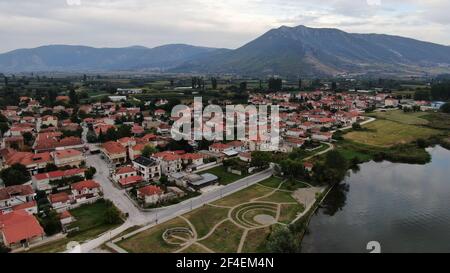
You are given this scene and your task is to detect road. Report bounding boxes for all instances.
[77,155,273,253]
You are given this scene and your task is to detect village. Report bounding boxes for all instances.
[0,83,446,252]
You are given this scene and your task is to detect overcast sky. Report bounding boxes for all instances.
[1,0,449,53]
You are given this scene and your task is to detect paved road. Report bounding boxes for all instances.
[77,156,273,253]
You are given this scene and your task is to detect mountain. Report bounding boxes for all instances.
[172,25,450,77]
[2,25,450,76]
[0,44,220,72]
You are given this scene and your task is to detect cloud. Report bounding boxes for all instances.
[0,0,449,53]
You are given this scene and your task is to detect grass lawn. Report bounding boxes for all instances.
[279,180,309,191]
[118,217,189,253]
[180,243,210,253]
[258,190,297,203]
[279,204,305,224]
[367,110,429,125]
[258,176,284,189]
[242,227,271,253]
[213,184,273,207]
[422,112,450,130]
[345,119,440,147]
[199,220,244,253]
[184,205,229,238]
[26,201,123,253]
[199,166,249,185]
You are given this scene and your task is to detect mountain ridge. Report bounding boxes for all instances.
[2,25,450,77]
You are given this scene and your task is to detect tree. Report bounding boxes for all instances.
[117,125,132,139]
[266,226,300,253]
[159,175,168,185]
[0,122,9,137]
[211,78,218,90]
[441,102,450,113]
[103,200,122,225]
[142,145,157,158]
[268,78,282,91]
[280,159,306,179]
[38,210,62,236]
[251,152,271,169]
[69,89,79,105]
[85,167,97,180]
[23,131,33,145]
[0,164,31,186]
[239,81,247,91]
[414,90,430,101]
[105,127,118,142]
[352,123,362,131]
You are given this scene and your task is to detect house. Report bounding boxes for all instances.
[157,123,171,134]
[0,185,35,213]
[12,201,38,215]
[152,151,183,175]
[113,166,137,182]
[59,210,75,226]
[49,192,72,212]
[128,143,145,160]
[32,168,86,192]
[119,176,143,188]
[385,98,399,107]
[209,143,230,153]
[4,151,53,175]
[101,141,127,167]
[71,180,102,203]
[117,88,143,95]
[0,210,45,248]
[131,124,145,136]
[132,156,161,181]
[311,132,333,142]
[238,152,252,163]
[185,173,219,190]
[304,162,314,172]
[52,149,84,168]
[180,153,204,167]
[40,115,58,128]
[137,185,163,205]
[286,128,305,138]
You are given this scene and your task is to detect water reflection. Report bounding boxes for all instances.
[302,146,450,253]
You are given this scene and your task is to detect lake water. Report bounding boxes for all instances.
[301,146,450,253]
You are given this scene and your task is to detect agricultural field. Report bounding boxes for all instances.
[367,110,430,125]
[115,177,319,253]
[345,119,440,147]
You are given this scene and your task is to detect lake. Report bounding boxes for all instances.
[301,146,450,253]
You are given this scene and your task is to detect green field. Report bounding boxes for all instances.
[367,110,429,125]
[119,217,190,253]
[345,119,440,147]
[27,201,123,253]
[199,166,249,185]
[114,176,312,253]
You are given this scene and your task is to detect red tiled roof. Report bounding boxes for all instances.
[12,201,37,212]
[0,210,44,245]
[181,153,204,160]
[138,185,162,196]
[59,210,72,219]
[53,149,82,159]
[33,168,85,181]
[153,151,181,161]
[102,141,126,155]
[49,192,70,204]
[72,180,100,191]
[119,176,143,187]
[116,166,136,175]
[0,185,34,201]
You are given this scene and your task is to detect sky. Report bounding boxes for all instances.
[0,0,450,53]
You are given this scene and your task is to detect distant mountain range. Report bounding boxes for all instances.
[2,25,450,77]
